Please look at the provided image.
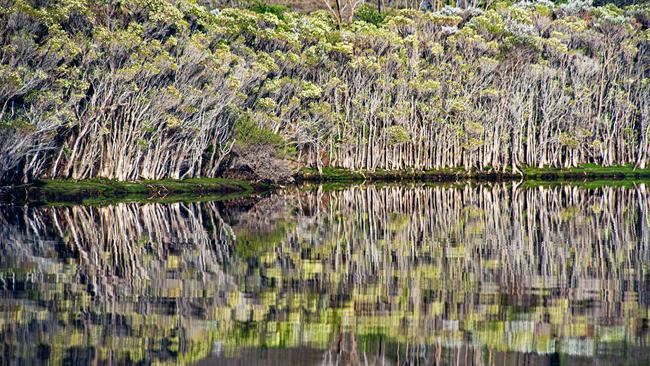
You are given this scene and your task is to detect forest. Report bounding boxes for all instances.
[1,0,649,183]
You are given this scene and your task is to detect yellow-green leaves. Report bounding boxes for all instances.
[450,98,468,114]
[300,82,322,99]
[257,97,277,111]
[132,0,185,26]
[468,10,506,38]
[559,133,580,149]
[253,52,280,75]
[429,42,444,56]
[424,13,462,27]
[386,125,410,145]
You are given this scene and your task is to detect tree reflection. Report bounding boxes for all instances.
[0,184,649,365]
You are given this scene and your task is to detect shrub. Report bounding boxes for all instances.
[235,114,287,153]
[230,114,294,183]
[248,0,288,20]
[355,4,388,26]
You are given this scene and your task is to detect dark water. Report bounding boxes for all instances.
[0,183,649,365]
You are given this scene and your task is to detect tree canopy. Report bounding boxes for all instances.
[0,0,649,182]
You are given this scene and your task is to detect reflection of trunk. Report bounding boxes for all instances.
[288,184,650,308]
[1,185,650,363]
[0,200,267,365]
[0,201,242,299]
[2,185,649,307]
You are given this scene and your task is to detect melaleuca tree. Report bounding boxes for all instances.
[1,0,650,182]
[0,0,261,182]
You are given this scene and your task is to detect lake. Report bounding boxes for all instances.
[0,183,648,365]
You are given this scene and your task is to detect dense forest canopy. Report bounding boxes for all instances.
[0,0,649,183]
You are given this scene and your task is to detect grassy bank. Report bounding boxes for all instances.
[1,178,270,205]
[300,167,517,183]
[4,163,650,205]
[301,165,650,183]
[523,164,650,180]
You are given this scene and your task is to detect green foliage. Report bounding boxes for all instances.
[236,114,285,147]
[248,0,288,19]
[559,132,580,149]
[524,164,650,180]
[235,113,294,157]
[355,4,388,26]
[299,82,323,99]
[18,177,262,205]
[0,117,32,132]
[386,125,410,145]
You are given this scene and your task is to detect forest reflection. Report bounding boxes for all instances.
[0,184,649,365]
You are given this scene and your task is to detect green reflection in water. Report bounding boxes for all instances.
[0,184,649,365]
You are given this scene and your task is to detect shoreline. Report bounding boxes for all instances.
[0,178,271,206]
[3,164,650,205]
[299,165,650,182]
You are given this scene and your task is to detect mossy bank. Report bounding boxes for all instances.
[1,178,271,205]
[300,164,650,183]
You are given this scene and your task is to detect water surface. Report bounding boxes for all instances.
[0,183,649,365]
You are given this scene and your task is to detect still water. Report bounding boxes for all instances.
[0,183,649,365]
